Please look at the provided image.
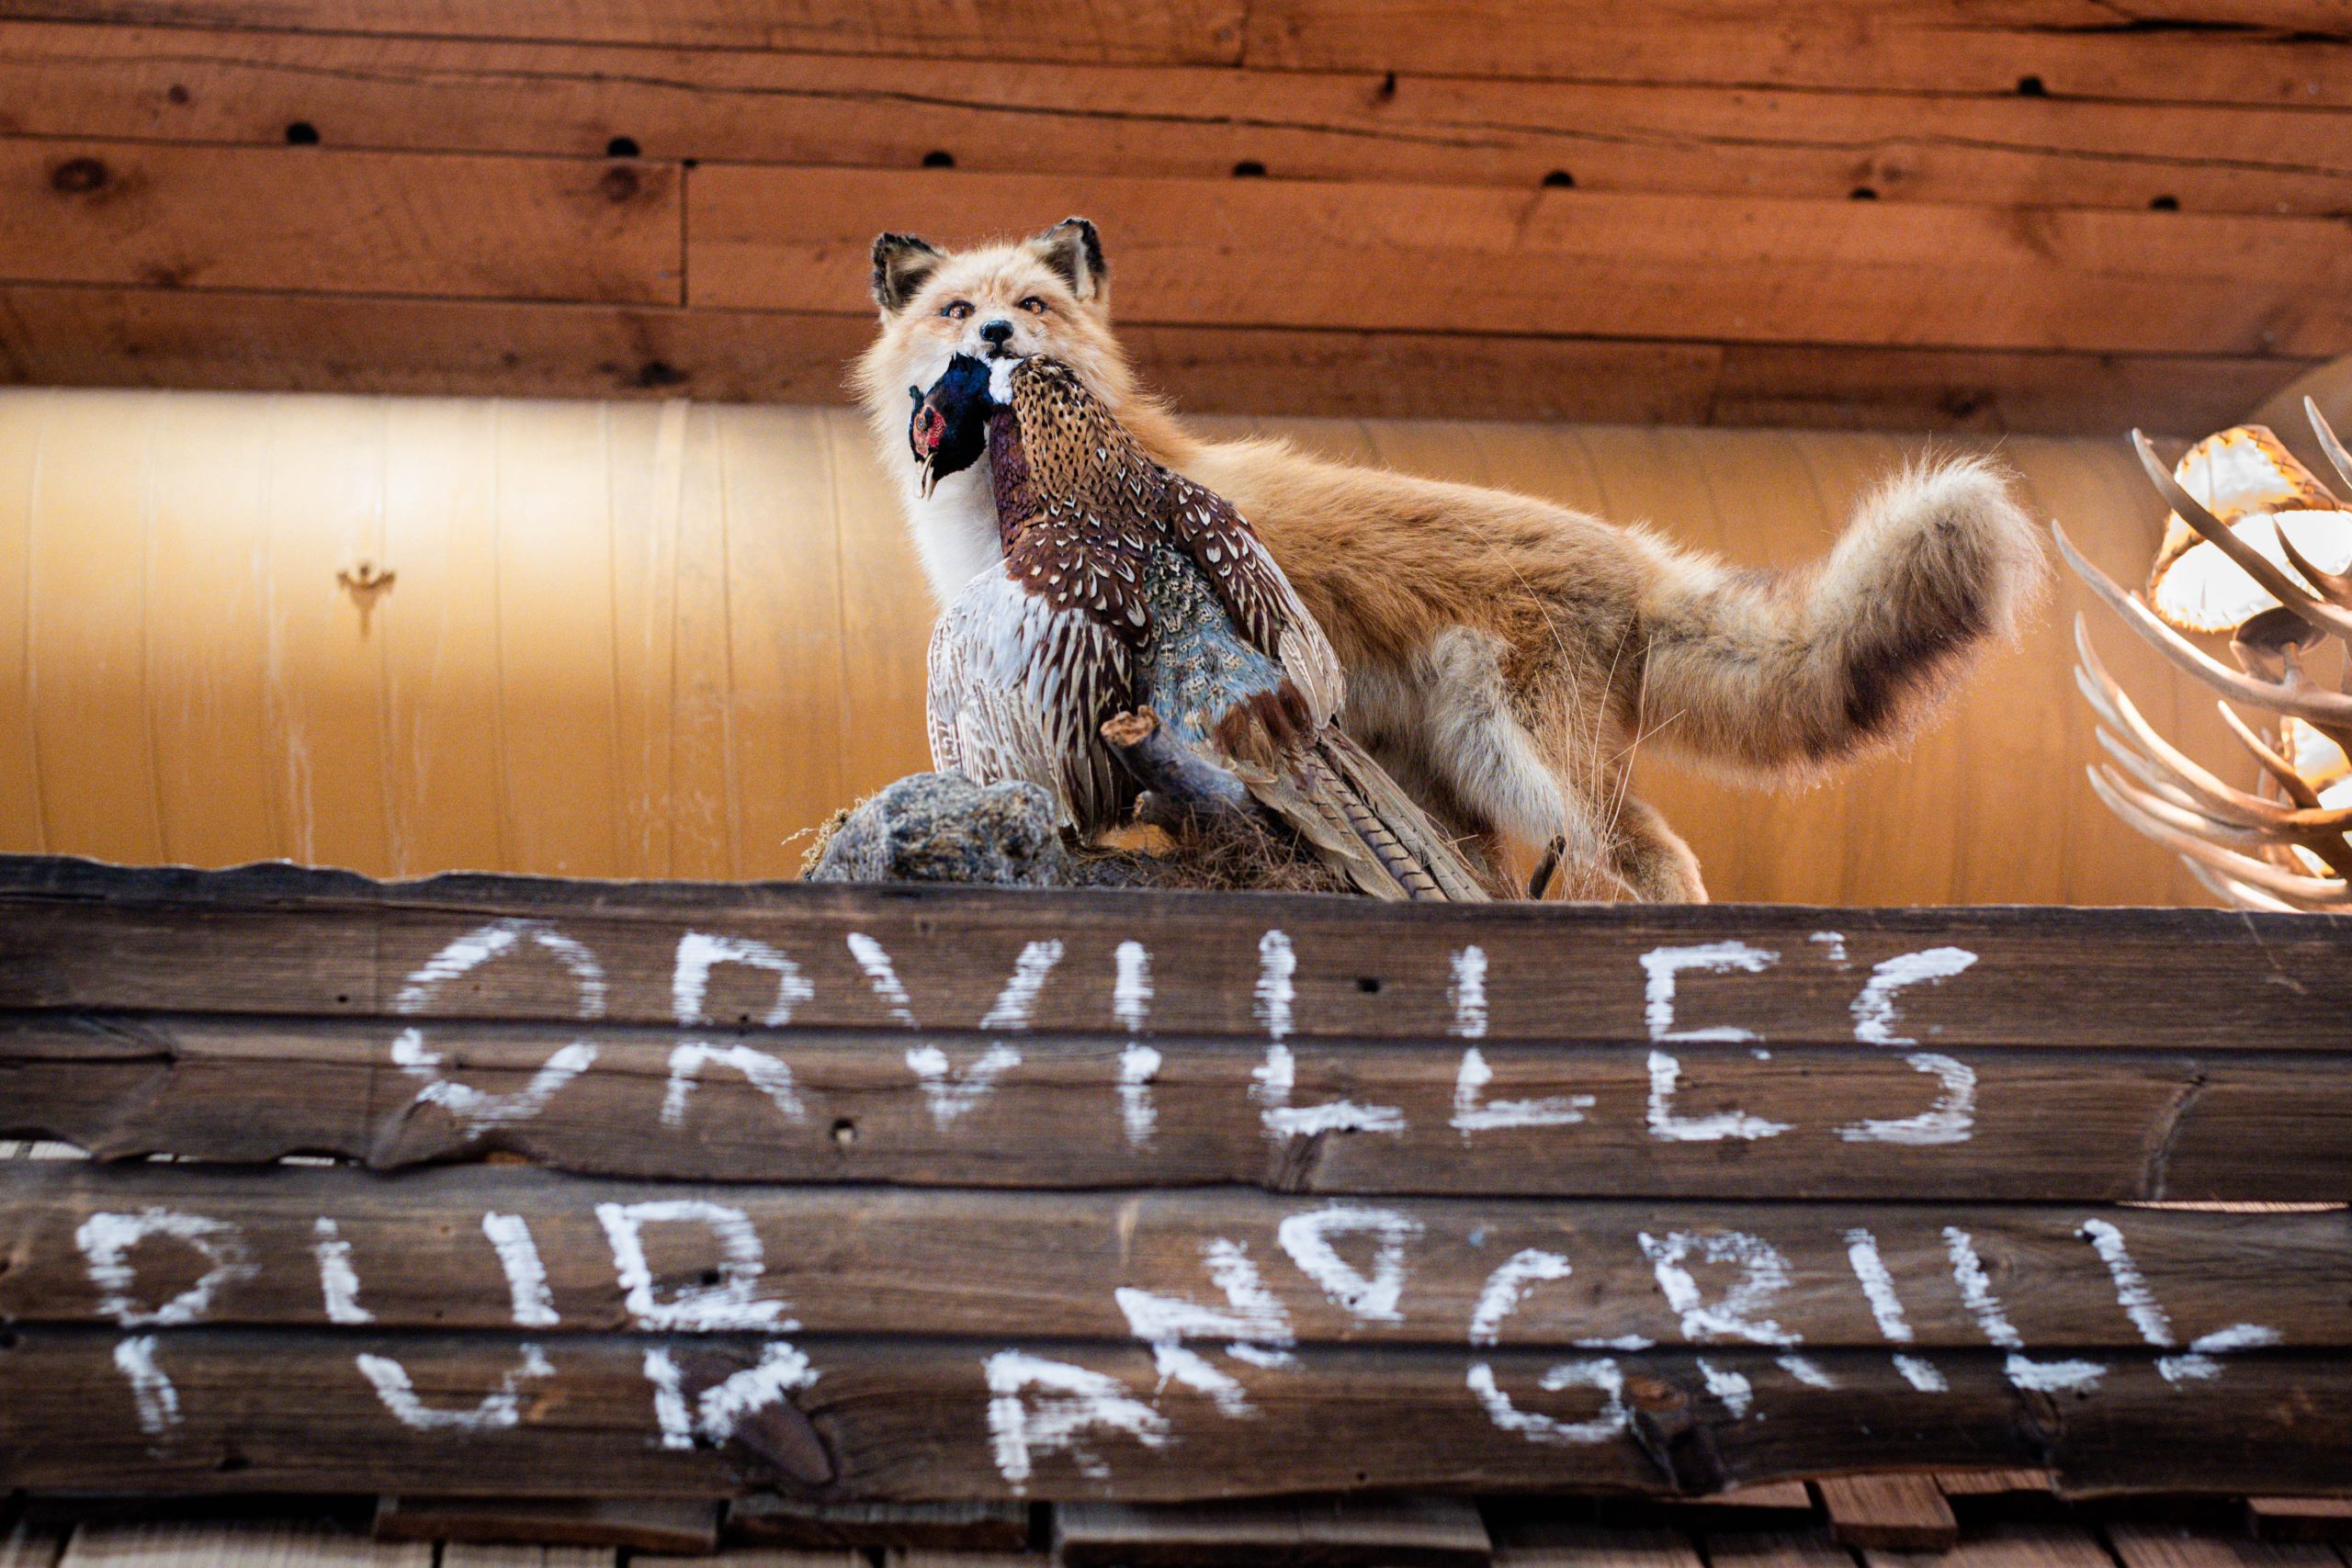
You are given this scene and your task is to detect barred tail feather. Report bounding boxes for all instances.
[1248,733,1493,902]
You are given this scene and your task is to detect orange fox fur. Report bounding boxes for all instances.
[854,219,2047,901]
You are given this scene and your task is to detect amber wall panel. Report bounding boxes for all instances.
[0,384,2279,904]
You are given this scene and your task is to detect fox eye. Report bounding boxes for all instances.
[940,299,974,321]
[1018,296,1048,314]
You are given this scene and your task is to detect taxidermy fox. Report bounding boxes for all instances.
[854,218,2046,901]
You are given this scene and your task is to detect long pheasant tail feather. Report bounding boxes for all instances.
[1245,735,1490,902]
[1317,732,1493,901]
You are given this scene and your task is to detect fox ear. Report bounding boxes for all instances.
[870,232,944,314]
[1026,217,1106,303]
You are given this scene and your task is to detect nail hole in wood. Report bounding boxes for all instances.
[1232,160,1267,177]
[2150,194,2179,210]
[1542,169,1575,188]
[605,135,640,159]
[2016,74,2046,96]
[284,120,319,145]
[922,149,956,168]
[1850,186,1879,200]
[51,157,107,195]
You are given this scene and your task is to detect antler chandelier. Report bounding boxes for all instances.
[2057,400,2352,911]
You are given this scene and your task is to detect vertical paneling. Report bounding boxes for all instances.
[490,399,625,877]
[824,411,934,806]
[257,392,393,870]
[0,386,2264,905]
[720,406,847,876]
[145,391,278,868]
[607,399,683,879]
[0,389,45,853]
[27,390,164,864]
[666,403,736,879]
[379,395,505,876]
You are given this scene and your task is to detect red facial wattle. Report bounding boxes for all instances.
[911,402,947,457]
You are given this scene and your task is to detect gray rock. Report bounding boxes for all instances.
[806,772,1077,887]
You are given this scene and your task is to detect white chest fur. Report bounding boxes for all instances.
[902,457,1006,608]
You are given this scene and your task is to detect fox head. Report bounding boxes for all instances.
[854,217,1159,602]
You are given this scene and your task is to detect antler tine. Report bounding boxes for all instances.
[2095,763,2288,852]
[2094,727,2279,829]
[2071,615,2297,815]
[2273,518,2352,608]
[2309,397,2352,496]
[2212,701,2326,807]
[2181,856,2309,913]
[2054,522,2352,724]
[2131,429,2352,642]
[2086,766,2352,905]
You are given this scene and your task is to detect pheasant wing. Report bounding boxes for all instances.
[927,567,1136,832]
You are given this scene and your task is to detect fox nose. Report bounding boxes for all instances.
[978,319,1014,348]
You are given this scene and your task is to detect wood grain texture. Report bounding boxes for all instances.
[54,1521,430,1567]
[9,1164,2346,1346]
[5,24,2346,216]
[372,1496,718,1553]
[686,166,2352,356]
[4,857,2345,1047]
[0,0,1247,65]
[1241,2,2352,107]
[1053,1495,1489,1566]
[0,139,680,303]
[2245,1501,2352,1543]
[1815,1475,1956,1551]
[2109,1522,2349,1568]
[1868,1524,2116,1568]
[724,1500,1029,1551]
[5,282,2304,436]
[1491,1523,1704,1568]
[0,0,2341,106]
[12,1011,2346,1198]
[12,1332,2352,1501]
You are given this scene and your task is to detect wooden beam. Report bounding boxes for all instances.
[13,1333,2352,1501]
[685,166,2352,357]
[1241,3,2352,108]
[2,24,2346,216]
[0,139,680,304]
[6,856,2347,1050]
[9,1165,2348,1348]
[13,1011,2348,1198]
[0,0,1247,66]
[0,282,2306,434]
[0,2,2340,107]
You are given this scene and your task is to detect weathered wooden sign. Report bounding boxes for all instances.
[2,856,2349,1503]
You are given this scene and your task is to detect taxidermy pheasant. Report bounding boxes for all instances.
[914,354,1488,901]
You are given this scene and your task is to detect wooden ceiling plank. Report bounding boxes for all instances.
[0,136,681,304]
[684,166,2352,357]
[0,0,1247,66]
[1,23,2346,214]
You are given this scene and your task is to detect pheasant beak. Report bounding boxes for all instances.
[920,455,940,500]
